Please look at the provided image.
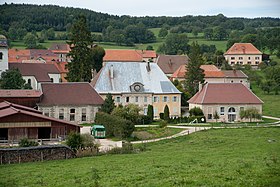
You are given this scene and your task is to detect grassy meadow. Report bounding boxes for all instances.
[1,127,279,187]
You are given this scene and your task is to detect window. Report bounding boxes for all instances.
[173,107,178,114]
[81,108,86,121]
[231,57,235,60]
[143,108,148,115]
[70,108,75,121]
[231,61,235,65]
[59,109,64,120]
[163,96,168,102]
[28,79,31,85]
[144,96,148,102]
[240,107,244,111]
[256,61,259,64]
[239,57,243,60]
[240,80,243,83]
[44,110,50,117]
[135,96,139,102]
[231,80,233,83]
[154,107,158,115]
[240,61,243,64]
[248,57,251,60]
[50,78,54,82]
[0,52,3,60]
[248,61,251,64]
[208,114,212,119]
[153,96,158,102]
[172,96,177,102]
[255,57,260,60]
[116,97,121,103]
[126,97,129,102]
[220,107,224,115]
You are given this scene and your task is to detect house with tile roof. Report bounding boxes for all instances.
[92,62,181,118]
[9,63,61,90]
[0,101,80,141]
[103,49,157,63]
[188,83,263,122]
[224,43,262,67]
[156,55,189,77]
[0,89,42,108]
[171,65,250,88]
[49,43,71,62]
[37,83,104,124]
[0,35,8,76]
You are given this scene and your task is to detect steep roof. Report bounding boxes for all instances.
[188,83,263,104]
[9,63,60,82]
[224,43,262,55]
[49,43,70,54]
[0,90,42,98]
[39,83,104,106]
[136,50,157,58]
[53,62,68,73]
[171,65,225,79]
[0,101,79,126]
[93,62,180,94]
[0,101,41,114]
[222,70,248,78]
[156,55,189,74]
[30,49,58,62]
[104,49,143,62]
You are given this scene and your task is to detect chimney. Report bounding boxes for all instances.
[146,61,151,72]
[168,59,172,66]
[110,65,114,79]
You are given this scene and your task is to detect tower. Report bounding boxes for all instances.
[0,35,8,76]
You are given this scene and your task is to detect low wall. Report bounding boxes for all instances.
[0,145,76,164]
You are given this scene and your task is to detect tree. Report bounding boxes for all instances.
[185,42,205,96]
[66,132,83,151]
[158,33,189,55]
[112,104,141,125]
[66,15,93,82]
[189,107,204,116]
[158,27,168,38]
[147,105,154,123]
[100,93,115,114]
[90,45,105,73]
[240,108,261,122]
[23,33,37,49]
[163,105,170,121]
[0,69,30,89]
[213,111,220,123]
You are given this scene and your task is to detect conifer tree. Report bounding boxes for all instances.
[147,104,154,123]
[185,42,205,96]
[100,93,115,114]
[163,105,170,121]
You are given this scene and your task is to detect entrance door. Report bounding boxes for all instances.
[0,128,8,141]
[228,107,236,122]
[38,127,51,139]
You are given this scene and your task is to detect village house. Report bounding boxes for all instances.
[171,65,250,88]
[0,101,80,142]
[224,43,262,67]
[0,35,8,76]
[188,83,263,122]
[37,83,104,124]
[103,49,157,63]
[9,63,61,90]
[156,55,189,77]
[92,62,181,119]
[0,90,42,108]
[49,43,71,62]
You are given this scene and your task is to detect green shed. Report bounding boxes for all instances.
[91,125,106,139]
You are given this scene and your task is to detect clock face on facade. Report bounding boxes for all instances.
[134,85,141,92]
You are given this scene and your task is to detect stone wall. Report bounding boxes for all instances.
[0,145,76,164]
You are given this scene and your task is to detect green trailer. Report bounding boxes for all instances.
[91,125,106,139]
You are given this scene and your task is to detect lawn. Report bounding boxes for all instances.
[132,127,183,140]
[1,128,279,186]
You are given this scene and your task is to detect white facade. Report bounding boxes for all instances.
[48,73,61,83]
[23,74,61,90]
[38,105,100,124]
[224,54,262,67]
[0,46,8,76]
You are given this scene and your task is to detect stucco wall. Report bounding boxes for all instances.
[0,47,8,76]
[225,54,262,66]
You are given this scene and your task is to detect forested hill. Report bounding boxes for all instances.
[1,3,280,32]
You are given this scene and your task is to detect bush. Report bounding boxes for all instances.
[95,112,135,138]
[137,115,152,125]
[19,138,39,147]
[159,113,164,120]
[66,132,83,151]
[159,120,168,128]
[189,107,204,116]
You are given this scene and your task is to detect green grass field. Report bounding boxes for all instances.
[1,128,279,187]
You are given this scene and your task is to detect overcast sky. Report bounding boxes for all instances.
[2,0,280,18]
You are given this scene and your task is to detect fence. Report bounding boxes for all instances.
[0,145,76,164]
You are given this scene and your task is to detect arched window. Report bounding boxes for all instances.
[228,107,236,113]
[28,79,31,85]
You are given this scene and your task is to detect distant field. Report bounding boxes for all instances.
[1,128,279,186]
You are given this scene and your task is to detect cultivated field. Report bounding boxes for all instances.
[1,128,279,187]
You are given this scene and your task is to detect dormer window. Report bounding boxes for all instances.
[130,82,144,92]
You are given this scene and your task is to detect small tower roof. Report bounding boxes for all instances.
[0,35,8,47]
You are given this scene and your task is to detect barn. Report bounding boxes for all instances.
[0,101,80,142]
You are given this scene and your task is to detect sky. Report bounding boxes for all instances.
[1,0,280,18]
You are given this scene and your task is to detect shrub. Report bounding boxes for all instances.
[137,115,152,125]
[66,132,83,151]
[95,112,134,138]
[159,113,164,120]
[19,138,39,147]
[189,107,204,116]
[159,120,168,128]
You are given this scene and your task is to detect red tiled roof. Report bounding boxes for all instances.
[224,43,262,55]
[104,49,143,62]
[0,101,41,114]
[0,101,79,126]
[9,63,60,82]
[8,49,31,62]
[188,83,263,104]
[39,83,104,106]
[222,70,248,78]
[52,62,68,73]
[156,55,189,74]
[136,50,157,58]
[49,43,70,54]
[0,90,42,98]
[171,65,225,79]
